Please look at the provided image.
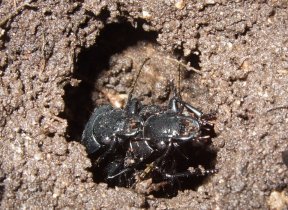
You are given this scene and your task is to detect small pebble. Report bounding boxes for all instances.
[175,0,185,10]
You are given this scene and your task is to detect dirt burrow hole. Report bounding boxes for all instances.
[61,22,217,196]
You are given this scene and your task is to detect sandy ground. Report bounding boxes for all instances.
[0,0,288,209]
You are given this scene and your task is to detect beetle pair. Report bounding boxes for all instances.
[81,58,216,189]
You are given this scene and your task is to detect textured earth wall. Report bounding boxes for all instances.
[0,0,287,209]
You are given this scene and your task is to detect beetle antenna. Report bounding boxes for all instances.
[177,63,181,98]
[267,105,288,112]
[169,64,182,98]
[128,57,150,99]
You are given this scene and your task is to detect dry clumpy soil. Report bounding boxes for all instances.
[0,0,288,209]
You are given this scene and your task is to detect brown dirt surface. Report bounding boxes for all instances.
[1,0,288,209]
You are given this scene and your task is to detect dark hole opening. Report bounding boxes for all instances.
[61,22,157,141]
[0,175,5,203]
[61,22,217,198]
[174,48,201,71]
[187,52,201,70]
[0,184,4,203]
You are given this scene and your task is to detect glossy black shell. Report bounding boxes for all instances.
[143,112,200,150]
[82,105,127,154]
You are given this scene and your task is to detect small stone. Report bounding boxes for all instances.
[183,48,191,56]
[205,0,216,5]
[0,29,5,38]
[70,78,81,87]
[268,191,288,210]
[142,10,152,19]
[34,152,43,161]
[175,0,185,10]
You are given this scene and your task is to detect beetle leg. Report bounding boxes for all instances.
[169,93,204,117]
[107,167,133,180]
[95,137,118,165]
[174,146,189,160]
[163,168,218,179]
[136,143,173,177]
[181,101,203,118]
[172,135,196,142]
[178,100,216,124]
[102,158,132,186]
[154,141,174,166]
[169,94,203,118]
[124,58,150,115]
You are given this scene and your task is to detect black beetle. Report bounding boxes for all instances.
[81,58,216,190]
[81,97,145,183]
[81,59,150,184]
[123,86,216,184]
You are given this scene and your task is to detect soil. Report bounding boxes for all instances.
[0,0,288,209]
